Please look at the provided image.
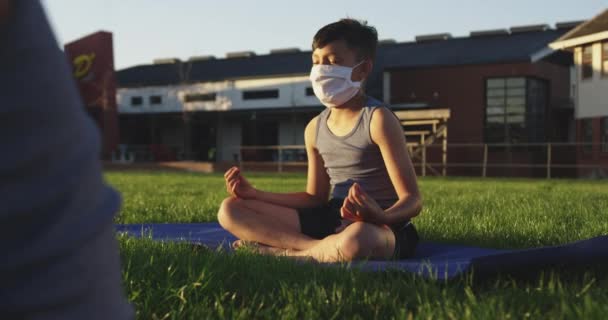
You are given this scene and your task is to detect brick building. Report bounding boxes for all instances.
[114,22,583,177]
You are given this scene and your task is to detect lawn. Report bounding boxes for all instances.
[108,171,608,319]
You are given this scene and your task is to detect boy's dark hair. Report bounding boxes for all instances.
[312,19,378,60]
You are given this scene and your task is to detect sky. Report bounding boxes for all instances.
[41,0,607,70]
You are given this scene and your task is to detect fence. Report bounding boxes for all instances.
[112,143,235,162]
[110,142,608,178]
[227,143,607,178]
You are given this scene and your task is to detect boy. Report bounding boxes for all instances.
[218,19,421,262]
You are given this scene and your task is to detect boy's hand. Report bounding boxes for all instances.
[224,166,257,200]
[340,183,386,224]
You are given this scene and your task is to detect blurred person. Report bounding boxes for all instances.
[0,1,133,318]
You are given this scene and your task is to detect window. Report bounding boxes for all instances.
[305,87,315,96]
[582,45,593,80]
[241,121,278,161]
[602,118,608,153]
[184,93,216,102]
[243,89,279,100]
[149,95,162,105]
[582,118,593,153]
[603,42,608,76]
[484,77,546,144]
[526,78,547,142]
[131,96,143,106]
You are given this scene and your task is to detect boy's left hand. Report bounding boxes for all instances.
[340,183,386,224]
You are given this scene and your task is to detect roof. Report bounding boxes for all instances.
[116,28,571,91]
[558,9,608,40]
[117,51,313,87]
[381,29,568,69]
[550,9,608,49]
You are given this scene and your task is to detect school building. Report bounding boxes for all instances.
[382,25,577,177]
[550,9,608,178]
[113,20,597,177]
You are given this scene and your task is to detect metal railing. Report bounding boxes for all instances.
[226,142,608,178]
[111,144,187,163]
[110,142,607,178]
[229,145,307,173]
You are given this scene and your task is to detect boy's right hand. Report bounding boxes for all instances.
[224,166,257,199]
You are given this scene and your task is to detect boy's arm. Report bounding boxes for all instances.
[370,107,423,224]
[251,116,330,208]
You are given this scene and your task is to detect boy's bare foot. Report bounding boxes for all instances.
[232,240,287,256]
[232,240,323,263]
[231,239,253,249]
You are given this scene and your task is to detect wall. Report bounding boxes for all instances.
[574,43,608,119]
[159,125,184,147]
[576,117,608,177]
[117,85,192,114]
[388,61,572,176]
[390,62,570,143]
[572,42,608,176]
[216,117,242,162]
[279,117,306,146]
[117,75,321,114]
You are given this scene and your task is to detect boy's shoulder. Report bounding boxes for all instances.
[366,97,401,128]
[305,114,321,134]
[365,96,390,110]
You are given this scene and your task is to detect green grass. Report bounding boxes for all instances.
[107,171,608,319]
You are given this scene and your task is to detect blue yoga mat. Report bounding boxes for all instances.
[115,223,608,280]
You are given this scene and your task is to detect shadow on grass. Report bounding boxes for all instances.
[122,234,608,286]
[418,228,608,250]
[119,237,608,319]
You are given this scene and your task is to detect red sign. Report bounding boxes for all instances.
[64,31,119,158]
[65,31,116,109]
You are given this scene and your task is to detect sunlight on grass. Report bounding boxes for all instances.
[107,171,608,319]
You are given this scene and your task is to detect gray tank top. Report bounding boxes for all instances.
[316,96,399,210]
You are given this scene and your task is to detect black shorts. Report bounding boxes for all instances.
[296,198,419,260]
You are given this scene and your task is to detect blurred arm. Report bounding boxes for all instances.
[0,1,10,26]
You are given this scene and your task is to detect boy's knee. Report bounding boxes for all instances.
[217,197,240,227]
[335,222,369,260]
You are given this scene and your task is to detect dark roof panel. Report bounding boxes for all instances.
[116,28,568,88]
[117,51,313,87]
[188,51,312,81]
[381,29,567,69]
[555,20,585,30]
[118,63,183,87]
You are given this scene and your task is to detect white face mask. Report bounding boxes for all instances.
[309,61,364,108]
